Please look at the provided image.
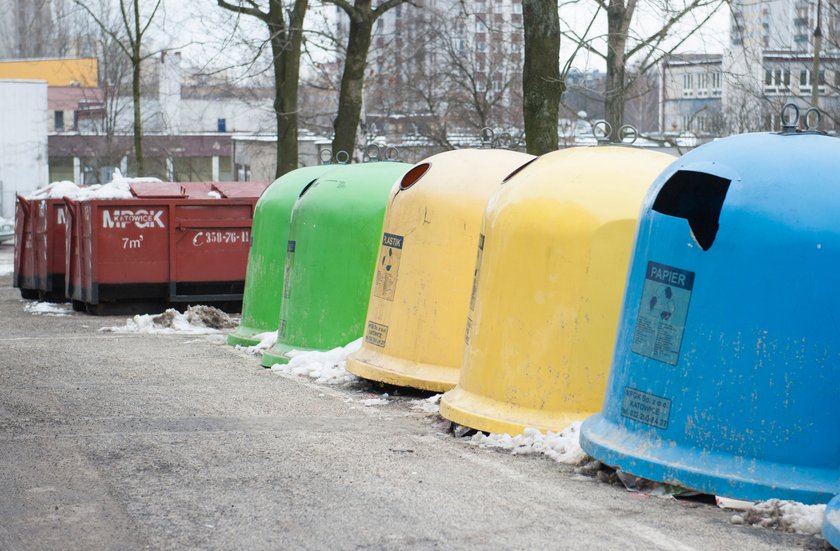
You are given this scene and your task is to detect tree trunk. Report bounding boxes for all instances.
[132,51,144,176]
[269,0,308,178]
[522,0,561,155]
[605,1,629,140]
[332,5,373,159]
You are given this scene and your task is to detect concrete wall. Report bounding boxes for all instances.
[0,79,48,218]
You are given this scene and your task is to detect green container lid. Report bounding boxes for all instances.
[227,165,337,347]
[261,161,410,366]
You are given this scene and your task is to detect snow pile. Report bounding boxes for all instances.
[76,168,158,200]
[235,331,278,356]
[729,499,825,535]
[468,423,589,465]
[101,305,237,334]
[26,180,81,199]
[270,338,361,385]
[208,191,223,199]
[26,170,163,202]
[412,394,442,414]
[24,301,72,316]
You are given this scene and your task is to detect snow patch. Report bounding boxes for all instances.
[24,301,72,316]
[411,394,442,414]
[235,331,278,356]
[208,191,222,199]
[361,397,388,406]
[729,499,825,536]
[270,339,361,385]
[101,305,237,335]
[468,423,589,465]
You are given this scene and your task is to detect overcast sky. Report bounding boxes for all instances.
[148,0,731,77]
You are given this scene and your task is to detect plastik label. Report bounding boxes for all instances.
[103,209,165,229]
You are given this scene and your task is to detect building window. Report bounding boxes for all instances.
[217,118,227,132]
[682,74,694,97]
[54,111,64,132]
[765,68,789,92]
[711,72,722,91]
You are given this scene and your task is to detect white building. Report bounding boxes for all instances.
[0,80,48,218]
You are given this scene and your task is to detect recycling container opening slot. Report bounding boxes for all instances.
[502,157,538,183]
[399,163,431,190]
[298,178,319,198]
[652,170,730,251]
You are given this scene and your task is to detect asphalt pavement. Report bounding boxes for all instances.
[0,243,822,550]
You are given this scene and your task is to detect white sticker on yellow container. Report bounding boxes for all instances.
[373,233,403,301]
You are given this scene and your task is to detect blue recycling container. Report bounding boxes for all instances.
[580,131,840,504]
[824,496,840,548]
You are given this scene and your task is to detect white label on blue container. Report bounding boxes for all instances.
[621,387,671,429]
[631,261,695,366]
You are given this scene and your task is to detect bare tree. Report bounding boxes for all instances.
[564,0,723,139]
[322,0,415,157]
[217,0,309,177]
[522,0,562,154]
[73,0,162,175]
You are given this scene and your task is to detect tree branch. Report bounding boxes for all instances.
[138,0,163,39]
[217,0,268,22]
[372,0,417,19]
[72,0,132,58]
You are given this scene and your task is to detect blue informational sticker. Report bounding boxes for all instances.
[632,261,695,365]
[621,387,672,429]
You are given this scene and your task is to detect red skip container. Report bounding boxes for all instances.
[64,181,267,314]
[13,196,38,299]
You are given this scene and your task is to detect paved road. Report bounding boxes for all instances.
[0,244,819,550]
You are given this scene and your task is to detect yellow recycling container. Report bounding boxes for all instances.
[439,146,674,435]
[346,149,535,391]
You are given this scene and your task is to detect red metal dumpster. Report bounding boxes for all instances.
[13,196,37,299]
[65,181,267,314]
[33,198,69,301]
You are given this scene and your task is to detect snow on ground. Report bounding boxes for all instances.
[235,331,277,356]
[728,499,826,536]
[270,339,361,385]
[411,394,442,414]
[360,397,388,406]
[24,301,72,316]
[101,305,238,335]
[468,423,590,466]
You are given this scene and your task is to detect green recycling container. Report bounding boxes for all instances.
[227,165,337,347]
[261,161,410,366]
